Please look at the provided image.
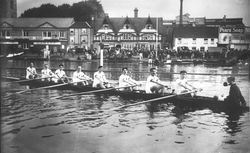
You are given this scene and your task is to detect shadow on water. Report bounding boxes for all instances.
[146,101,248,137]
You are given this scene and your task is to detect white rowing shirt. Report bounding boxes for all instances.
[145,75,160,93]
[93,71,107,87]
[41,68,54,78]
[119,74,133,87]
[72,71,91,82]
[175,78,190,94]
[55,69,66,78]
[26,67,37,79]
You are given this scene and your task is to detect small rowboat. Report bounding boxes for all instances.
[4,77,249,112]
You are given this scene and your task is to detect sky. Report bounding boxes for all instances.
[17,0,250,26]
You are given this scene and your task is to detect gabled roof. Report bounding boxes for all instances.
[146,16,153,25]
[0,18,74,28]
[70,21,91,28]
[173,27,218,38]
[94,17,163,34]
[124,16,130,25]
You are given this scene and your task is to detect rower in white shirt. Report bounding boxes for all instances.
[26,62,38,79]
[175,70,199,94]
[145,67,169,94]
[53,64,68,83]
[72,66,92,85]
[41,64,55,81]
[118,67,141,91]
[92,66,109,88]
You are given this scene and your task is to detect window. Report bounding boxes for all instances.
[192,38,196,44]
[124,24,130,29]
[211,38,214,44]
[146,24,152,29]
[141,34,154,40]
[70,29,74,34]
[178,38,182,44]
[102,34,112,40]
[103,24,108,29]
[70,37,74,43]
[204,38,208,44]
[122,33,132,40]
[42,31,51,37]
[81,36,88,42]
[200,47,205,51]
[82,29,87,34]
[23,31,29,36]
[59,32,65,38]
[23,43,28,49]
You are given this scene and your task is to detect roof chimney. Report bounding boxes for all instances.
[134,8,138,18]
[179,0,183,26]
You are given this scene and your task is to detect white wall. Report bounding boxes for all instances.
[173,38,218,51]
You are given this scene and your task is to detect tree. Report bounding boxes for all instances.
[20,0,105,22]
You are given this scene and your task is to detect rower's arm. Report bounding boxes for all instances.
[186,82,197,90]
[124,79,136,85]
[151,80,170,88]
[178,82,192,91]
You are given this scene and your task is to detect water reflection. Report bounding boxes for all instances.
[1,59,250,153]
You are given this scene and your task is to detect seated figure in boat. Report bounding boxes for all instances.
[118,67,141,91]
[41,64,55,81]
[224,76,246,107]
[174,70,200,95]
[53,64,69,83]
[145,67,169,94]
[72,66,92,86]
[26,62,38,79]
[92,66,109,88]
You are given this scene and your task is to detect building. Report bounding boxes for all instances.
[68,21,93,50]
[0,0,17,18]
[173,27,218,51]
[92,9,164,51]
[206,16,247,50]
[0,18,87,55]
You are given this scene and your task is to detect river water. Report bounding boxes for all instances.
[1,59,250,153]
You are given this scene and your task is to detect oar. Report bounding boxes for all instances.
[8,75,50,84]
[2,76,20,81]
[151,80,171,89]
[15,79,90,94]
[110,90,197,111]
[51,84,139,100]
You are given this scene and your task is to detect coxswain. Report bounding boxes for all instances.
[224,76,246,107]
[92,66,109,88]
[174,70,200,94]
[53,64,68,83]
[26,62,38,79]
[118,67,140,91]
[72,66,92,85]
[41,64,54,81]
[145,67,169,94]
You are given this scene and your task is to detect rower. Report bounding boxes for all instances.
[118,67,141,91]
[224,76,246,107]
[41,64,55,81]
[145,67,169,94]
[26,62,38,79]
[92,66,109,88]
[174,70,200,94]
[53,64,69,83]
[72,66,92,86]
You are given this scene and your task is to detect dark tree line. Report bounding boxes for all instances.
[20,0,105,22]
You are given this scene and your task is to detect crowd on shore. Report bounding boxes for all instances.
[22,47,250,63]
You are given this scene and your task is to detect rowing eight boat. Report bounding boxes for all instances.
[4,77,249,112]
